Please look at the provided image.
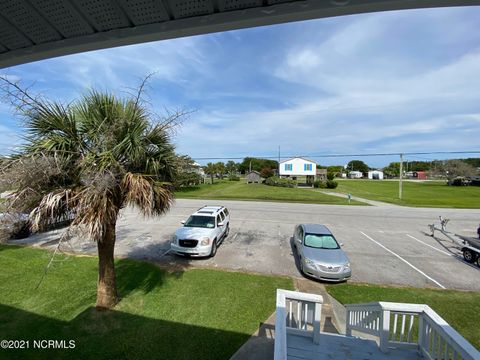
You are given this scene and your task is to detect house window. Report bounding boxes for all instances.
[304,164,312,171]
[284,164,292,171]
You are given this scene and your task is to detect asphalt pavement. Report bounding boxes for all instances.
[14,198,480,291]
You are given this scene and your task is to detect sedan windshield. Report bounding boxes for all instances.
[184,215,215,228]
[304,234,339,249]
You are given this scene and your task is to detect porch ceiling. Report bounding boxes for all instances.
[0,0,478,69]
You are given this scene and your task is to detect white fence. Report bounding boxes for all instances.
[274,289,323,360]
[346,302,480,360]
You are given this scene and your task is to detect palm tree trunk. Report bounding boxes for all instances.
[96,220,118,309]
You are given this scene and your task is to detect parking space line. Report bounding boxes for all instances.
[406,234,453,257]
[360,231,446,289]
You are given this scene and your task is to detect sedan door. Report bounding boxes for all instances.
[294,226,304,258]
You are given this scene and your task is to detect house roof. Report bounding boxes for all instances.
[279,157,316,164]
[247,170,261,176]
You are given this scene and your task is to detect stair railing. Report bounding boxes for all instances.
[346,302,480,360]
[274,289,323,360]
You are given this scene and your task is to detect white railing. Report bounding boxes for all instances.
[346,302,480,360]
[274,289,323,360]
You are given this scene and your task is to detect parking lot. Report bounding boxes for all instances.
[21,198,480,291]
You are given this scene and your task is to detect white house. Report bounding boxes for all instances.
[368,170,384,180]
[192,162,205,177]
[349,171,363,179]
[279,157,316,177]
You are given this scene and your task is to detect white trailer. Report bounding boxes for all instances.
[429,216,480,266]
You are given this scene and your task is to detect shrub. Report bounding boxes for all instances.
[326,180,338,189]
[172,172,203,189]
[228,175,240,181]
[265,176,296,188]
[327,172,335,181]
[313,180,327,189]
[260,167,274,179]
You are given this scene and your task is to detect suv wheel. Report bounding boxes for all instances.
[209,239,217,257]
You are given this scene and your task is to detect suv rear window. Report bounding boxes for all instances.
[184,215,215,228]
[224,209,229,216]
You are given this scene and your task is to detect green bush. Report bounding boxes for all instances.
[313,180,327,189]
[327,172,335,181]
[326,180,338,189]
[172,172,203,188]
[265,176,296,188]
[228,175,240,181]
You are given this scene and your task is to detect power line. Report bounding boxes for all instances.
[192,150,480,161]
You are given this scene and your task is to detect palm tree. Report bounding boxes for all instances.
[226,160,237,176]
[1,78,181,309]
[204,162,217,184]
[215,162,226,179]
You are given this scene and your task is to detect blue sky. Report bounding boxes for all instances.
[1,6,479,167]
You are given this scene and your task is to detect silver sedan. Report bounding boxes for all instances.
[293,224,351,282]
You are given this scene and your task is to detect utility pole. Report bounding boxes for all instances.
[278,146,281,175]
[399,153,403,200]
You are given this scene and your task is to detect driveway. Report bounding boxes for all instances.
[13,199,480,291]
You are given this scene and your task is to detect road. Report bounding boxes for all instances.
[17,199,480,291]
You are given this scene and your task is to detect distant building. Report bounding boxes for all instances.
[414,171,427,180]
[279,157,316,177]
[406,171,427,180]
[192,162,205,177]
[368,170,384,180]
[349,171,363,179]
[279,157,316,186]
[316,168,327,180]
[246,171,263,183]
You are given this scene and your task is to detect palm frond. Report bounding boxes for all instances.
[152,182,174,216]
[72,186,120,242]
[121,172,173,216]
[121,172,154,216]
[30,188,77,232]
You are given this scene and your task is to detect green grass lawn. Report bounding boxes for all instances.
[175,180,364,205]
[326,283,480,350]
[323,179,480,208]
[0,245,293,359]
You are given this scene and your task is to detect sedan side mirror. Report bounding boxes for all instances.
[340,243,344,247]
[296,237,302,243]
[181,220,185,225]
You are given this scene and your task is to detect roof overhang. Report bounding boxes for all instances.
[0,0,479,69]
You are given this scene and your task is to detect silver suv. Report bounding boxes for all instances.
[171,205,230,257]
